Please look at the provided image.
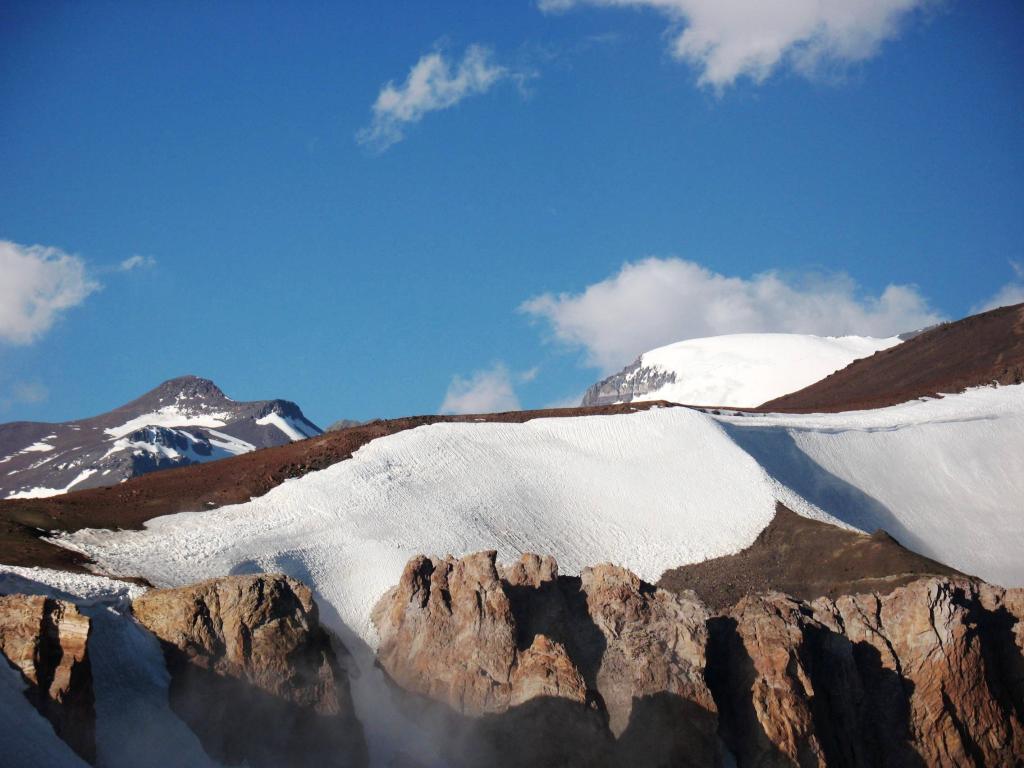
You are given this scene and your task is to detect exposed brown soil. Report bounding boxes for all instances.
[0,401,675,571]
[657,504,960,610]
[760,302,1024,412]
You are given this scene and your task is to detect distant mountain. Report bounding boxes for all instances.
[581,332,901,408]
[0,375,321,499]
[327,419,367,432]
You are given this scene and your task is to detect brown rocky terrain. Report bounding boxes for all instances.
[0,594,95,762]
[373,550,721,766]
[0,401,673,571]
[374,551,1024,767]
[760,302,1024,412]
[132,573,367,768]
[658,504,960,610]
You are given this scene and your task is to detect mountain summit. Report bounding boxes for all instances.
[0,376,321,499]
[581,332,901,408]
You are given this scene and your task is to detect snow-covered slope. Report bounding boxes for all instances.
[59,385,1024,647]
[60,406,817,643]
[50,384,1024,765]
[582,333,902,408]
[0,376,321,499]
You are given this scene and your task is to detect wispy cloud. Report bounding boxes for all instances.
[0,380,49,412]
[521,257,943,372]
[357,45,510,151]
[440,362,523,414]
[0,240,100,345]
[118,254,157,272]
[540,0,930,89]
[973,260,1024,314]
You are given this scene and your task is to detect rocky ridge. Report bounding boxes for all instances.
[374,550,1024,767]
[581,357,678,407]
[761,302,1024,412]
[0,573,366,768]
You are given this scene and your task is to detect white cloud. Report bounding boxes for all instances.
[119,254,157,271]
[973,261,1024,313]
[0,240,100,345]
[540,0,929,89]
[358,45,508,151]
[440,363,522,414]
[521,257,942,372]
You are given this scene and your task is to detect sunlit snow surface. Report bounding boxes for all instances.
[255,411,321,441]
[39,385,1024,766]
[103,408,230,438]
[632,332,901,407]
[62,405,819,645]
[58,385,1024,649]
[6,468,99,499]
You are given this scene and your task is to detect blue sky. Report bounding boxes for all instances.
[2,0,1023,426]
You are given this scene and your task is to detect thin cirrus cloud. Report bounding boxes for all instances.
[0,381,49,411]
[118,254,157,272]
[0,240,100,345]
[440,363,523,415]
[539,0,930,89]
[520,257,944,372]
[357,44,510,151]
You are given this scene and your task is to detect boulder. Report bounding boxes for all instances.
[373,551,721,766]
[132,573,366,768]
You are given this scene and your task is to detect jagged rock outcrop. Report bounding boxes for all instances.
[132,574,366,768]
[0,594,95,762]
[581,357,677,407]
[710,577,1024,767]
[373,551,721,767]
[376,553,1024,767]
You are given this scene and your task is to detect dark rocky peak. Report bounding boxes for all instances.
[252,398,306,420]
[126,375,230,412]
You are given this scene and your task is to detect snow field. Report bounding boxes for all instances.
[717,385,1024,587]
[16,385,1024,767]
[60,407,811,646]
[634,332,901,407]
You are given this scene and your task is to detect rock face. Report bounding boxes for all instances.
[581,357,677,407]
[0,594,95,762]
[375,553,1024,767]
[706,576,1024,767]
[132,574,366,768]
[372,551,721,767]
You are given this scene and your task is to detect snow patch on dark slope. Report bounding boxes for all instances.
[0,376,321,499]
